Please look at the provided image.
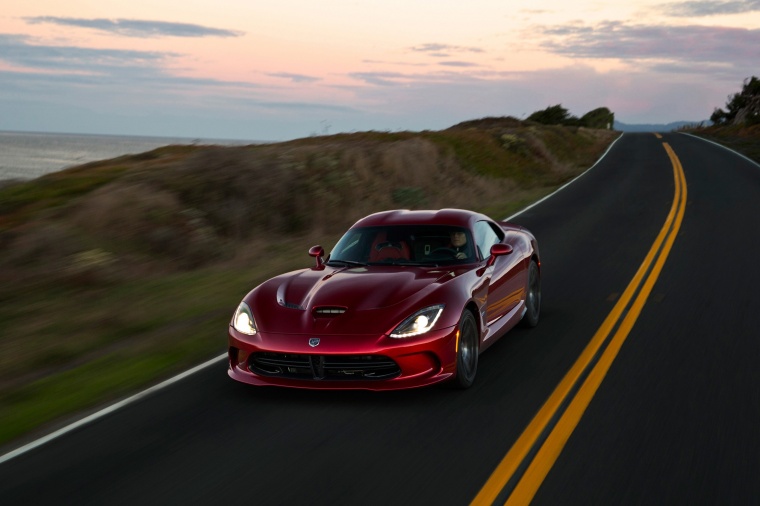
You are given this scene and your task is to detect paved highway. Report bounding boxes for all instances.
[2,133,758,505]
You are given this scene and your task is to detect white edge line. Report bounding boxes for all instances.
[679,132,760,169]
[1,131,629,465]
[505,132,625,221]
[0,353,227,465]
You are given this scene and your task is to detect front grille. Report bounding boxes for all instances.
[250,352,400,380]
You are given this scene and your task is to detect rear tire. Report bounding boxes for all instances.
[521,260,541,328]
[452,310,478,388]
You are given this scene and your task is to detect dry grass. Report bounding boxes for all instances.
[1,119,617,279]
[685,123,760,164]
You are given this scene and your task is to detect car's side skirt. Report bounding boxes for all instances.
[480,300,526,352]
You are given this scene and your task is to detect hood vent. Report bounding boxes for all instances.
[313,306,347,317]
[278,299,304,310]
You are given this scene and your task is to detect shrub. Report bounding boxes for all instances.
[392,187,428,208]
[711,76,760,126]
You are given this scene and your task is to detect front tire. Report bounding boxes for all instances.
[521,260,541,328]
[453,310,479,388]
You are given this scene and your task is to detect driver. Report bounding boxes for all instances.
[449,230,471,260]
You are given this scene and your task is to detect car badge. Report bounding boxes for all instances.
[309,338,320,347]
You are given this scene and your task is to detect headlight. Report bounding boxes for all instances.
[390,304,444,338]
[232,302,258,335]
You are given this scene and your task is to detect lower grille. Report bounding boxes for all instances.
[249,352,400,380]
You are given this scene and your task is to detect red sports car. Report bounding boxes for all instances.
[228,209,540,390]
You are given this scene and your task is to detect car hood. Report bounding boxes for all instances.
[278,266,453,311]
[249,266,463,335]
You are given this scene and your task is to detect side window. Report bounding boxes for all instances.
[474,221,502,259]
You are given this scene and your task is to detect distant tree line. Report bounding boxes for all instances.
[710,76,760,126]
[527,105,614,129]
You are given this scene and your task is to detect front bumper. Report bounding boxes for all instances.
[228,326,458,390]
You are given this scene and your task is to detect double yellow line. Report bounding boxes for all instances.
[472,140,688,505]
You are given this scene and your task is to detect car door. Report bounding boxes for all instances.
[475,221,524,327]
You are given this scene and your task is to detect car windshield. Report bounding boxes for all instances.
[327,225,477,266]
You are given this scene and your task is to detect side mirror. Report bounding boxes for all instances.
[309,245,325,269]
[486,243,513,266]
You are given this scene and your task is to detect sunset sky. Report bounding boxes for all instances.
[1,1,758,140]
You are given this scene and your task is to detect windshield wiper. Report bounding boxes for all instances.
[326,259,367,267]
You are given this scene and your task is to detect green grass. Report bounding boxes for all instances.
[0,164,130,229]
[425,130,510,176]
[0,249,313,447]
[1,352,187,444]
[0,144,209,231]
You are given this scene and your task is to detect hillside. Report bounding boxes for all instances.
[684,76,760,162]
[0,117,618,446]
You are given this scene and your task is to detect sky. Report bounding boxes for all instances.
[1,1,758,141]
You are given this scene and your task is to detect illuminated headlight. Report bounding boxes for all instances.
[232,302,258,335]
[390,304,444,338]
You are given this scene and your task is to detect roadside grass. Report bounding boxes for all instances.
[1,350,193,445]
[0,119,619,450]
[480,186,562,221]
[687,124,760,164]
[0,243,313,448]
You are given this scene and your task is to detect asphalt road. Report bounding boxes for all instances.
[2,133,758,505]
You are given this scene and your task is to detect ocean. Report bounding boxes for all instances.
[0,130,253,182]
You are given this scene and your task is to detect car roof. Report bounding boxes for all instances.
[350,209,489,230]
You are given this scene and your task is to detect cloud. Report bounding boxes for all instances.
[347,69,499,88]
[24,16,244,38]
[0,62,359,138]
[437,61,480,67]
[0,33,358,140]
[267,72,321,84]
[248,100,356,113]
[0,33,261,93]
[664,0,760,17]
[408,43,484,57]
[645,61,736,79]
[348,71,412,86]
[362,59,428,67]
[537,21,760,68]
[0,33,173,73]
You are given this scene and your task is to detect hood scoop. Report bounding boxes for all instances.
[313,306,347,318]
[278,299,304,310]
[275,265,457,313]
[277,283,305,310]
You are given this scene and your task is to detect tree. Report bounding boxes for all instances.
[527,104,614,128]
[527,105,578,126]
[710,107,727,125]
[580,107,615,129]
[711,76,760,126]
